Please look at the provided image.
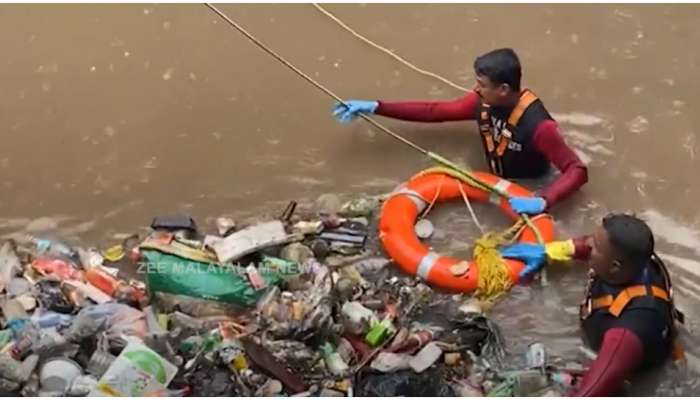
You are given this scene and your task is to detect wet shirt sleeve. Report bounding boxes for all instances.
[610,308,672,365]
[572,236,592,260]
[532,120,589,207]
[574,327,645,396]
[375,92,479,122]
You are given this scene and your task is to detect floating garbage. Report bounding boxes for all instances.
[212,220,289,263]
[38,357,83,395]
[88,341,178,396]
[356,369,456,396]
[150,215,198,234]
[0,242,22,293]
[0,195,583,397]
[409,341,443,372]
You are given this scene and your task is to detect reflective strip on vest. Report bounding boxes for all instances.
[589,284,671,317]
[507,90,538,127]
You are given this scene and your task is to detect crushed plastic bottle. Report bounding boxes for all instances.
[321,342,349,376]
[86,334,116,379]
[28,237,79,264]
[341,301,377,335]
[526,342,547,370]
[31,312,73,329]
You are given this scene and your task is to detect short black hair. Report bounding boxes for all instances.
[602,213,655,267]
[473,48,522,92]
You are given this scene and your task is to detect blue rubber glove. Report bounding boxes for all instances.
[332,100,379,124]
[508,196,547,215]
[500,243,547,278]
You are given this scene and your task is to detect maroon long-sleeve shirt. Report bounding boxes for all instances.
[376,92,588,208]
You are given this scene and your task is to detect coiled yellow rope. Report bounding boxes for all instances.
[414,167,545,301]
[473,234,513,301]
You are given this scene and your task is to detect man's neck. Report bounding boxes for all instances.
[602,265,648,287]
[503,91,522,108]
[492,91,521,110]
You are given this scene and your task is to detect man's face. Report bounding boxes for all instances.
[590,227,617,281]
[472,74,510,106]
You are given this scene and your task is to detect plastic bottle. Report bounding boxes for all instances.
[365,306,397,347]
[84,267,120,296]
[84,267,144,304]
[29,237,78,263]
[550,371,575,388]
[336,337,357,364]
[526,342,547,370]
[31,312,74,329]
[387,330,434,353]
[341,301,376,335]
[10,323,42,359]
[512,370,550,396]
[87,345,116,379]
[219,342,248,372]
[409,342,443,372]
[321,342,349,376]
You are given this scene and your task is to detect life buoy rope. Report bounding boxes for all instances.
[379,170,555,300]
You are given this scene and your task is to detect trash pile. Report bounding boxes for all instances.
[0,195,582,396]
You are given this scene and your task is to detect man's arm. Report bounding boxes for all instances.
[376,92,480,122]
[531,120,589,208]
[571,236,593,261]
[573,328,644,396]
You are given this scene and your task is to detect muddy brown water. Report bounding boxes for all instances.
[0,4,699,395]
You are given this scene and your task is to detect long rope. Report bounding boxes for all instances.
[203,3,543,245]
[415,166,545,244]
[204,3,426,156]
[458,182,485,234]
[311,3,470,92]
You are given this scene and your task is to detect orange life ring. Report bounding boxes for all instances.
[379,171,555,293]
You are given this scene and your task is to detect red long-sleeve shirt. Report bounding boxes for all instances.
[574,327,645,396]
[376,92,588,208]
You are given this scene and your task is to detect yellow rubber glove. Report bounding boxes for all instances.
[544,239,576,262]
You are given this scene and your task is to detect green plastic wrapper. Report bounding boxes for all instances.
[142,250,289,308]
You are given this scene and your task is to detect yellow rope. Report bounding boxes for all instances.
[311,3,471,92]
[420,174,445,219]
[203,3,545,300]
[473,233,513,302]
[414,166,545,244]
[309,6,539,242]
[458,181,484,234]
[414,167,547,301]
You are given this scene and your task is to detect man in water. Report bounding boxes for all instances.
[501,213,684,396]
[332,48,587,215]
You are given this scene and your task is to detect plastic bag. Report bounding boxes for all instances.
[88,342,177,397]
[142,250,286,308]
[355,370,456,397]
[0,241,21,292]
[73,303,147,340]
